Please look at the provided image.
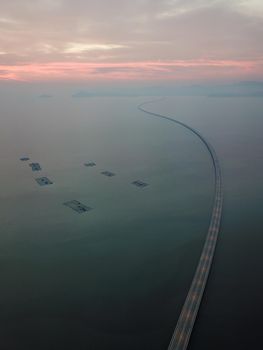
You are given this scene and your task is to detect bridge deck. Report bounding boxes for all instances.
[138,101,223,350]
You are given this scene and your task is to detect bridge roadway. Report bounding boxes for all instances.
[138,101,223,350]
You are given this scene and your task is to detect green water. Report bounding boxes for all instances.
[0,95,215,349]
[1,94,261,349]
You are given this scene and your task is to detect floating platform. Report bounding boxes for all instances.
[20,157,30,161]
[132,180,148,188]
[63,200,92,214]
[84,162,96,167]
[101,171,115,177]
[29,163,42,171]
[35,177,53,186]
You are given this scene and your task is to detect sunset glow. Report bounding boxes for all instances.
[0,59,260,82]
[0,0,263,82]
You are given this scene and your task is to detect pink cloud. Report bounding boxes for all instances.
[0,59,261,82]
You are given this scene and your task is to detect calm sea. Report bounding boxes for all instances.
[0,94,262,349]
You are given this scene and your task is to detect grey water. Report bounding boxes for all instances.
[0,94,262,349]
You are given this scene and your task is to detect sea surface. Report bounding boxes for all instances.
[0,94,262,349]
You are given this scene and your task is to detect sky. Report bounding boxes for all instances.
[0,0,263,82]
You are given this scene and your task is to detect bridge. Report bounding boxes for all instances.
[138,101,223,350]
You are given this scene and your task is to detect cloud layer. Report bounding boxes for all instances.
[0,0,262,81]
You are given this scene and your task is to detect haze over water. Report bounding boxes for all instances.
[0,93,262,349]
[0,93,214,349]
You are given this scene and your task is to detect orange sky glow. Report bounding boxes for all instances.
[0,60,260,82]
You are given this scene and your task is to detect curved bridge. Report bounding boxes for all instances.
[138,101,223,350]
